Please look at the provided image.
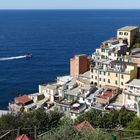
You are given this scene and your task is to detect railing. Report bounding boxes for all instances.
[70,104,86,113]
[37,127,140,140]
[0,127,44,140]
[1,127,140,140]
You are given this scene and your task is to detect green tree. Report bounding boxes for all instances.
[38,120,111,140]
[76,108,136,129]
[127,117,140,131]
[0,109,63,133]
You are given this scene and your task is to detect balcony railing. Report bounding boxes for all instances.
[70,103,86,113]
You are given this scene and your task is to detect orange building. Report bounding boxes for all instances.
[70,54,90,78]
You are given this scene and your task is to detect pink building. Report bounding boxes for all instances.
[70,55,90,78]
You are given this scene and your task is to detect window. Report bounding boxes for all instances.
[124,32,128,36]
[91,75,93,79]
[116,73,118,77]
[102,49,105,52]
[128,95,131,100]
[119,32,123,35]
[103,79,105,82]
[134,103,137,109]
[108,72,110,76]
[121,82,123,86]
[95,76,97,80]
[64,107,67,112]
[108,79,110,83]
[60,106,63,111]
[91,69,93,73]
[104,72,106,75]
[95,70,97,73]
[94,82,97,86]
[99,78,101,81]
[100,71,101,74]
[115,80,118,85]
[135,96,138,101]
[121,74,124,79]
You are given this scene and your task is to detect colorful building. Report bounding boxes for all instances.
[123,79,140,112]
[117,26,139,47]
[70,54,90,78]
[92,38,128,61]
[90,59,137,89]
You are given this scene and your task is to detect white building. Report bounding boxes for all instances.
[123,79,140,112]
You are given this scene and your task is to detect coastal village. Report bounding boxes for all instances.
[3,26,140,120]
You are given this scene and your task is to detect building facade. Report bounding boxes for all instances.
[123,79,140,112]
[90,60,137,89]
[92,38,128,61]
[70,54,90,78]
[117,26,139,47]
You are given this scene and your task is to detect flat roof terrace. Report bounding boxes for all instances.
[118,26,139,31]
[126,79,140,88]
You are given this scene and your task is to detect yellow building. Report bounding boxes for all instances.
[90,59,137,89]
[117,26,139,47]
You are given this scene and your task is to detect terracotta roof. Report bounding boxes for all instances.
[74,120,95,131]
[15,95,32,104]
[15,134,30,140]
[99,91,113,99]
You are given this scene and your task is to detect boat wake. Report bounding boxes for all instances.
[0,54,31,61]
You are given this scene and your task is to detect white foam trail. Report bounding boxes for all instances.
[0,55,27,61]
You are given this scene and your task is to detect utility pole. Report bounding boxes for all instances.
[34,126,37,139]
[17,127,21,137]
[119,130,122,140]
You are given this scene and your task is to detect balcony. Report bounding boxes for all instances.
[124,88,140,95]
[54,94,64,102]
[55,98,77,106]
[70,103,86,114]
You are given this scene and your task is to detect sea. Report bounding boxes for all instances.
[0,10,140,109]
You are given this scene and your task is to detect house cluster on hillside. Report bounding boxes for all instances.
[8,26,140,118]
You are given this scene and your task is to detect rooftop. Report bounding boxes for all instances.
[111,60,136,66]
[16,134,30,140]
[131,53,140,58]
[126,79,140,88]
[56,98,73,106]
[25,97,48,109]
[46,84,58,90]
[118,26,139,31]
[86,93,96,100]
[79,71,90,78]
[94,59,111,64]
[40,83,59,90]
[102,38,119,46]
[65,86,80,96]
[74,120,95,131]
[71,103,86,113]
[15,95,32,104]
[131,48,140,53]
[57,75,72,84]
[76,77,90,85]
[75,54,86,57]
[109,42,127,50]
[97,90,113,99]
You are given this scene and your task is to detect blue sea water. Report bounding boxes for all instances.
[0,10,140,109]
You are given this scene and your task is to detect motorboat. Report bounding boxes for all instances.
[25,54,32,58]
